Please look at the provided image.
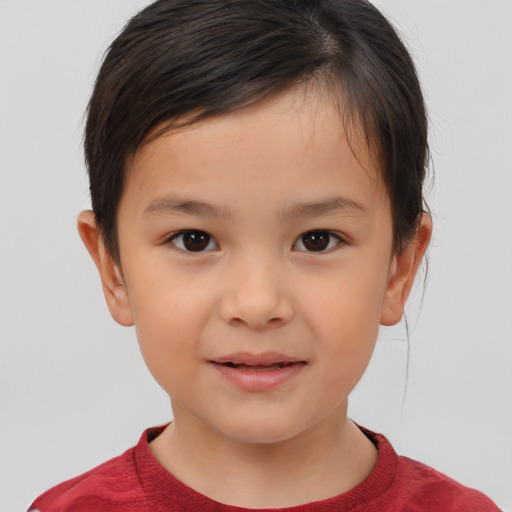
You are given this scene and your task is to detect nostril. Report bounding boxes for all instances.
[227,315,291,331]
[219,293,294,330]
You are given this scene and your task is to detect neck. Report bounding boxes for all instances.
[149,401,378,508]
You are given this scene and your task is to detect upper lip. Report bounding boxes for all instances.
[210,352,305,366]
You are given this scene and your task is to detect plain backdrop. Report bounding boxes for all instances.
[1,1,511,511]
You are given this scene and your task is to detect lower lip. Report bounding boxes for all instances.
[209,362,306,392]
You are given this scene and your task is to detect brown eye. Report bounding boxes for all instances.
[295,231,342,252]
[170,230,217,252]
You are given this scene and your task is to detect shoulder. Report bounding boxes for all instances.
[28,446,147,512]
[393,454,501,511]
[358,427,501,512]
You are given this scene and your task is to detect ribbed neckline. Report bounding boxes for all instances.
[135,424,398,511]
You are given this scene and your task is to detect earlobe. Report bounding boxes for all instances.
[77,210,134,327]
[380,214,432,326]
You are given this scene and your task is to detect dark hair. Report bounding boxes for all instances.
[85,0,429,262]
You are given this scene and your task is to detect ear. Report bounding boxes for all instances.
[77,210,134,327]
[380,213,432,326]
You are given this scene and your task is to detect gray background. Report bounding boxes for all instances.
[1,1,511,510]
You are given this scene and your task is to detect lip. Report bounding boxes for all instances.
[208,352,307,392]
[211,351,304,366]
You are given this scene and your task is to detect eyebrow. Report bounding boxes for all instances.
[143,195,367,221]
[144,197,232,219]
[278,196,367,221]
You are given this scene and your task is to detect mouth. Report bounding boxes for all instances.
[210,351,306,368]
[208,352,306,391]
[219,361,300,371]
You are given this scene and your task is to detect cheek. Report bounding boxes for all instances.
[302,261,389,384]
[307,268,387,342]
[125,250,208,328]
[124,262,214,380]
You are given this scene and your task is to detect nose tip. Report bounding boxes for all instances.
[218,250,295,330]
[219,277,294,330]
[228,311,291,331]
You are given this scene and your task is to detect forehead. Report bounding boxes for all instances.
[121,85,387,218]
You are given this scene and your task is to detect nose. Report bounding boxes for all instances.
[219,251,294,331]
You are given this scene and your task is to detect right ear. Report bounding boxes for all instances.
[77,210,134,326]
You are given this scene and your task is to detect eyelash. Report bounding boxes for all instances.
[166,230,346,254]
[167,230,219,252]
[294,231,344,252]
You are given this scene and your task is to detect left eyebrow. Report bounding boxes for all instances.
[278,196,367,222]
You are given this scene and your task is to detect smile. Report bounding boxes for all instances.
[209,353,306,392]
[222,362,295,371]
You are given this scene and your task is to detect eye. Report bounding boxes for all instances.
[168,230,218,252]
[293,230,344,252]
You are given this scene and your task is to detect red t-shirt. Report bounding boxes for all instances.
[29,425,500,511]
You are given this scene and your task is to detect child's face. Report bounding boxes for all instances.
[86,86,421,444]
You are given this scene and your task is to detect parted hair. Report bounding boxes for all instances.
[85,0,429,262]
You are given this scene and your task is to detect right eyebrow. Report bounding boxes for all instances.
[143,197,232,220]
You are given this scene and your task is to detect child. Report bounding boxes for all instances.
[29,0,501,510]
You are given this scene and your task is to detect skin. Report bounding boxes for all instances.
[78,85,431,508]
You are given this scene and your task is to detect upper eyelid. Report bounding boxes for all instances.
[295,229,346,241]
[299,229,344,239]
[167,229,212,239]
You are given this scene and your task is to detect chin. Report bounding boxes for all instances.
[214,414,309,446]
